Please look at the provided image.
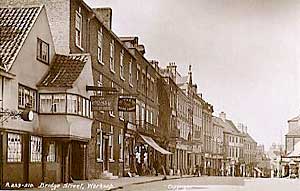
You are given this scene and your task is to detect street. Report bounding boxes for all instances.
[121,176,300,191]
[17,176,300,191]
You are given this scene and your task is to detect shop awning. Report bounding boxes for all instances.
[140,134,173,155]
[254,167,262,173]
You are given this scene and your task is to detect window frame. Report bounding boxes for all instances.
[109,40,115,73]
[39,93,92,118]
[75,7,83,49]
[30,136,42,163]
[96,123,103,162]
[7,133,22,163]
[18,84,37,111]
[37,38,49,64]
[97,27,104,64]
[120,49,125,80]
[47,143,56,162]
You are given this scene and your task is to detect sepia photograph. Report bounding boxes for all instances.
[0,0,299,190]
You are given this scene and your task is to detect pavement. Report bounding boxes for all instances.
[20,174,194,191]
[74,174,195,191]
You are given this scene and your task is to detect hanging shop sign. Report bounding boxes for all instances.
[118,97,136,112]
[91,95,117,111]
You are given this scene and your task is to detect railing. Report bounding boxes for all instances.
[136,120,159,136]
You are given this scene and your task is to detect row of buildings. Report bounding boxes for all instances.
[0,0,264,187]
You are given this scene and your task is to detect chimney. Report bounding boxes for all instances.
[219,112,226,121]
[137,44,145,55]
[93,8,112,30]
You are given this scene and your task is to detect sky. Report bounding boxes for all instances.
[85,0,300,149]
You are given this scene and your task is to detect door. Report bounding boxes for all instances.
[71,142,84,180]
[103,138,109,171]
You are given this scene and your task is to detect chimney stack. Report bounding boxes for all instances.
[93,8,112,30]
[219,112,226,121]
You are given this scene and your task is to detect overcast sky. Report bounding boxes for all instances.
[86,0,300,149]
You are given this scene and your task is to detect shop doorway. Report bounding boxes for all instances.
[0,134,2,189]
[103,138,109,171]
[71,141,86,180]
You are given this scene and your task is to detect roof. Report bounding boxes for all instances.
[0,6,42,71]
[286,128,300,136]
[176,75,188,85]
[288,115,300,122]
[38,54,87,88]
[213,116,241,135]
[288,141,300,157]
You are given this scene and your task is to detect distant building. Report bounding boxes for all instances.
[238,123,257,177]
[221,112,245,177]
[285,115,300,154]
[267,143,284,178]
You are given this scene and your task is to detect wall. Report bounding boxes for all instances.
[0,0,70,54]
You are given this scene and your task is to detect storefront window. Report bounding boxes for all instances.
[7,133,22,162]
[97,123,103,162]
[47,143,55,162]
[30,136,42,162]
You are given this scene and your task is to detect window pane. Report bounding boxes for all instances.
[40,94,53,113]
[67,94,77,114]
[7,133,22,162]
[53,94,66,113]
[30,136,42,162]
[47,143,55,162]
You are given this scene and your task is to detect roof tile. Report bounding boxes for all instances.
[0,6,41,70]
[38,54,87,88]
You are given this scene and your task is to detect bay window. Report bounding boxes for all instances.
[39,93,91,118]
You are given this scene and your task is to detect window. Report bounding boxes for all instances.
[109,82,115,117]
[97,74,103,96]
[40,94,52,113]
[18,85,37,110]
[110,40,115,72]
[120,49,124,80]
[37,38,49,64]
[40,93,91,117]
[75,7,82,48]
[137,68,140,89]
[47,143,55,162]
[30,136,42,162]
[109,126,114,160]
[67,94,78,114]
[150,111,153,124]
[119,129,123,160]
[97,123,103,161]
[7,133,22,162]
[129,59,133,86]
[119,89,124,120]
[52,94,66,113]
[97,28,103,63]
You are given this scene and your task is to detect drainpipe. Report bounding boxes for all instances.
[0,76,4,189]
